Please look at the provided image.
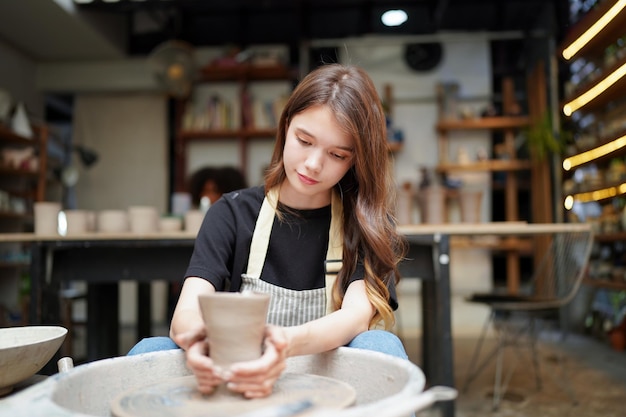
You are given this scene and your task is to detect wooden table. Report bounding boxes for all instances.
[0,223,590,417]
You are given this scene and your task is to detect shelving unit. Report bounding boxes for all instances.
[435,78,533,293]
[0,123,49,326]
[560,0,626,292]
[173,63,295,191]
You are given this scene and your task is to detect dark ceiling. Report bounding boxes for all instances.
[77,0,572,57]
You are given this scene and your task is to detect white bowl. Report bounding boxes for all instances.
[0,326,67,396]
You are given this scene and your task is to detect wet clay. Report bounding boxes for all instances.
[110,373,357,417]
[198,292,271,370]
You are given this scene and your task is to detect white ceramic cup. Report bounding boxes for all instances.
[34,202,61,235]
[97,210,129,233]
[159,216,183,233]
[128,206,159,234]
[64,210,88,235]
[184,210,204,235]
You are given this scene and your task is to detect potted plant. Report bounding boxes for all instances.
[607,291,626,351]
[524,111,572,161]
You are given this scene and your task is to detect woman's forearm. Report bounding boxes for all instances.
[285,306,371,356]
[169,277,216,345]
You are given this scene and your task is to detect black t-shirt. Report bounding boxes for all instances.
[185,186,398,310]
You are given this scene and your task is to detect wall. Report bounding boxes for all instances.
[0,40,43,120]
[71,93,168,212]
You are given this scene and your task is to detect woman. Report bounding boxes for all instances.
[129,63,408,398]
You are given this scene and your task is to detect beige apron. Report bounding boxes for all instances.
[240,187,343,326]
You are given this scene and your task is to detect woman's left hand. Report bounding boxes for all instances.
[223,325,289,398]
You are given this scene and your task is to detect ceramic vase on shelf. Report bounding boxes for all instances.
[10,102,33,139]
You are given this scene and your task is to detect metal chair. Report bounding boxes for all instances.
[461,225,594,410]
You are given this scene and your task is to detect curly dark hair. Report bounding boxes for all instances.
[188,166,247,206]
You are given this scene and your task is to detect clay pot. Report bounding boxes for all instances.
[198,292,270,369]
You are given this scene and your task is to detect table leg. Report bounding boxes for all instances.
[87,283,119,360]
[30,243,61,375]
[137,282,152,341]
[28,243,43,325]
[434,234,455,417]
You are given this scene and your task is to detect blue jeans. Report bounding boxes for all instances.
[127,329,408,360]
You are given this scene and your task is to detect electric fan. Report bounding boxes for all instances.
[148,40,196,98]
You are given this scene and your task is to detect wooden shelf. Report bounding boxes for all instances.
[436,116,530,131]
[434,76,540,294]
[174,64,294,191]
[583,278,626,291]
[595,232,626,243]
[436,159,531,172]
[0,261,29,269]
[0,125,39,145]
[451,236,532,253]
[0,122,48,318]
[0,211,32,221]
[178,128,277,141]
[0,166,40,178]
[198,64,294,82]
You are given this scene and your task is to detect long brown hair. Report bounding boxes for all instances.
[265,64,407,329]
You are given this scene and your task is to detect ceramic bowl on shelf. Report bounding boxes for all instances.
[0,326,67,396]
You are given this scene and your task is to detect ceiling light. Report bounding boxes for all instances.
[381,9,408,27]
[562,0,626,60]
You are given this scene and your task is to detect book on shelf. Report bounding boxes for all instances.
[249,95,289,129]
[182,95,241,131]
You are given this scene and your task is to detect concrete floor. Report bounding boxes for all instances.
[393,279,626,417]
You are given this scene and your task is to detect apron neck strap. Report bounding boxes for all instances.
[246,187,343,315]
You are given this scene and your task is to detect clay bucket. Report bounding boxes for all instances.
[0,348,456,417]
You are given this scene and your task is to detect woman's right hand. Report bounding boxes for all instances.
[173,324,224,394]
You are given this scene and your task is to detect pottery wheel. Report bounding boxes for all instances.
[110,373,357,417]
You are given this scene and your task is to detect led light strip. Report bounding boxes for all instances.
[563,133,626,170]
[562,0,626,60]
[564,182,626,208]
[563,62,626,116]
